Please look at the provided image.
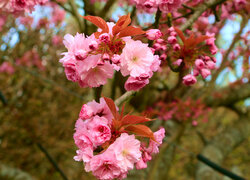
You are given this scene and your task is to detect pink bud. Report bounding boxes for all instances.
[195,59,205,69]
[156,39,164,44]
[89,40,98,50]
[173,59,182,66]
[146,29,163,40]
[204,56,210,61]
[183,74,197,86]
[160,54,167,61]
[211,57,217,63]
[136,73,150,81]
[167,36,177,44]
[97,59,105,65]
[111,54,121,64]
[74,49,88,61]
[173,44,181,51]
[99,33,110,43]
[150,47,156,54]
[167,27,174,34]
[206,61,216,69]
[144,0,154,9]
[153,43,161,51]
[192,121,198,126]
[200,68,211,78]
[193,68,199,76]
[159,45,167,51]
[102,53,110,61]
[170,31,177,36]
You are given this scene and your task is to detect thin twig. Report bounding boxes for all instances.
[99,0,116,19]
[36,143,68,180]
[114,91,136,106]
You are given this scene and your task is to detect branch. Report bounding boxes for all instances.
[114,91,136,106]
[195,115,250,180]
[99,0,116,19]
[204,82,250,107]
[68,0,84,32]
[180,0,227,31]
[83,0,95,15]
[36,143,68,180]
[210,16,248,84]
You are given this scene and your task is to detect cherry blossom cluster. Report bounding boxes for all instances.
[128,0,183,13]
[60,14,161,91]
[152,27,218,85]
[0,0,48,15]
[74,97,165,180]
[0,62,15,75]
[146,98,210,126]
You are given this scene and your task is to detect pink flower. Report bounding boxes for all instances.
[79,61,114,88]
[79,97,114,122]
[99,33,110,43]
[108,133,141,171]
[125,76,149,91]
[159,0,183,13]
[167,36,177,44]
[86,150,126,180]
[111,54,121,64]
[206,60,216,69]
[200,68,211,78]
[74,124,93,150]
[193,68,199,76]
[183,74,197,86]
[63,58,79,82]
[135,158,147,169]
[120,39,155,77]
[206,33,218,55]
[146,29,163,40]
[173,59,183,66]
[146,127,165,154]
[84,116,111,146]
[173,44,181,51]
[74,147,93,163]
[0,62,15,74]
[195,59,205,69]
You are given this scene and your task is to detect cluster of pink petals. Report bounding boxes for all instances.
[0,0,48,15]
[0,62,15,75]
[129,0,183,13]
[60,23,161,91]
[74,98,165,180]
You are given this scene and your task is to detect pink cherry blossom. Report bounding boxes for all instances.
[146,29,163,40]
[125,76,149,91]
[108,133,141,171]
[86,150,126,180]
[183,74,197,86]
[120,39,156,77]
[147,127,165,154]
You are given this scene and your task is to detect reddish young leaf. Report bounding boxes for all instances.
[185,33,196,48]
[112,14,131,35]
[193,35,210,46]
[125,124,156,141]
[118,26,146,38]
[83,16,109,33]
[121,114,151,126]
[103,97,119,120]
[174,27,186,43]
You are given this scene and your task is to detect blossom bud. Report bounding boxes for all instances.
[111,54,121,64]
[206,60,216,69]
[173,59,182,66]
[150,47,156,54]
[136,73,150,81]
[173,44,181,51]
[74,49,88,61]
[211,57,217,63]
[153,43,161,51]
[144,0,154,9]
[204,56,210,61]
[167,36,177,44]
[156,39,164,44]
[170,31,177,36]
[192,121,198,126]
[89,40,98,50]
[146,29,163,40]
[195,59,205,69]
[193,68,199,76]
[167,27,175,34]
[102,53,110,61]
[159,54,167,61]
[200,68,211,78]
[183,74,197,86]
[159,45,167,51]
[99,33,110,43]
